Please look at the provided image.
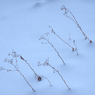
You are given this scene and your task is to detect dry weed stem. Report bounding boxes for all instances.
[38,58,70,90]
[61,5,92,43]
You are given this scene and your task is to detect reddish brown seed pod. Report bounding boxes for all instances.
[38,76,42,81]
[90,40,92,43]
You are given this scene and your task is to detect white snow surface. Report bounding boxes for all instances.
[0,0,95,95]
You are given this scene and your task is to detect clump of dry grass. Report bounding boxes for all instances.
[61,5,92,43]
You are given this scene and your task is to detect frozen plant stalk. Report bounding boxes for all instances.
[0,50,52,92]
[49,26,79,55]
[39,33,65,65]
[38,58,70,90]
[61,5,92,43]
[19,55,52,86]
[3,58,35,92]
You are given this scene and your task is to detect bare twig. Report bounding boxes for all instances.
[20,55,38,76]
[39,34,65,65]
[38,58,70,90]
[17,70,35,92]
[0,66,16,72]
[41,76,52,86]
[49,26,78,55]
[2,58,35,92]
[19,55,52,85]
[9,50,38,77]
[1,50,52,92]
[61,5,92,43]
[73,40,78,55]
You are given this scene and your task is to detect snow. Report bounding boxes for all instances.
[0,0,95,95]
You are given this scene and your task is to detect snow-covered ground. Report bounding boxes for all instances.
[0,0,95,95]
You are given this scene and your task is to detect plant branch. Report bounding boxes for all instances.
[0,61,35,92]
[1,50,52,92]
[61,5,92,43]
[41,75,52,86]
[49,26,78,55]
[38,58,70,90]
[39,35,65,65]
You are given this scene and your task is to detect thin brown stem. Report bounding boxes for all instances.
[3,53,36,92]
[20,55,52,86]
[61,5,92,43]
[0,66,35,92]
[20,56,37,76]
[17,70,35,92]
[39,35,65,65]
[48,64,70,90]
[49,26,78,55]
[38,58,70,90]
[41,76,52,86]
[73,40,78,55]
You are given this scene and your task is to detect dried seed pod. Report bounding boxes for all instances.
[38,76,42,81]
[90,40,92,43]
[72,48,74,51]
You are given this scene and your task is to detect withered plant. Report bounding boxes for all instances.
[61,5,92,43]
[0,50,52,92]
[2,57,35,92]
[73,40,78,54]
[38,57,70,90]
[39,33,65,65]
[49,26,78,55]
[20,55,52,86]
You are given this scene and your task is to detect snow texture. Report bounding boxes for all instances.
[0,0,95,95]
